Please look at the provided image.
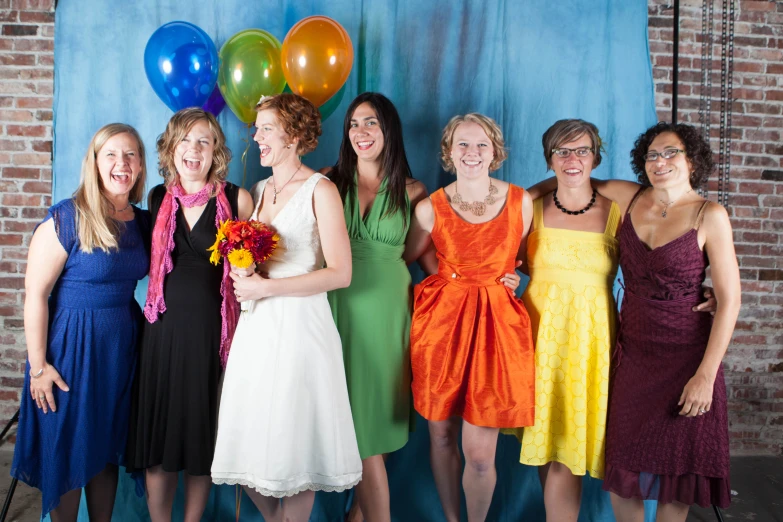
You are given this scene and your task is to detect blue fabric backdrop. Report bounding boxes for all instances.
[51,0,659,520]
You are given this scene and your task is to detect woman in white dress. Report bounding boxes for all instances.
[211,93,362,522]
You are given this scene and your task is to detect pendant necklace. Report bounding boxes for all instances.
[659,188,693,218]
[271,162,303,204]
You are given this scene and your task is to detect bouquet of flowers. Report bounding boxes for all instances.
[208,220,279,309]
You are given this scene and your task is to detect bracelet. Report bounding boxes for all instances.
[30,367,44,379]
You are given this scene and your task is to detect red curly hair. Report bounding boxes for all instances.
[255,93,322,155]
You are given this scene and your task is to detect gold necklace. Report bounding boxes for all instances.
[659,188,693,218]
[450,179,499,216]
[271,162,303,204]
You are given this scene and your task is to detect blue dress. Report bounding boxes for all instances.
[10,199,150,516]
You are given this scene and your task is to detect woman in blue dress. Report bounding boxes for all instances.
[10,123,150,521]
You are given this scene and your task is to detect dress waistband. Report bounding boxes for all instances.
[50,281,136,309]
[436,268,505,287]
[528,267,617,287]
[350,238,404,263]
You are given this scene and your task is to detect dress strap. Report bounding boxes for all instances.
[250,178,270,219]
[430,188,450,216]
[533,197,544,230]
[302,173,326,201]
[604,201,621,237]
[626,186,646,215]
[693,200,711,230]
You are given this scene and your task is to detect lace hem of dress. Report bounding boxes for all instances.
[212,475,361,499]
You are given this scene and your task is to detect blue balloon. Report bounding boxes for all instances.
[144,21,218,112]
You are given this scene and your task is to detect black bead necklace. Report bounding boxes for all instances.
[553,188,597,215]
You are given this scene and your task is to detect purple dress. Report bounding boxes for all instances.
[602,190,730,508]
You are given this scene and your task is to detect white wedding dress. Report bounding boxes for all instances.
[211,173,362,497]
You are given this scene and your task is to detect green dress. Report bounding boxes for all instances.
[328,177,412,459]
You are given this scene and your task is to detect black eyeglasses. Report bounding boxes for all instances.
[551,147,594,158]
[643,148,685,162]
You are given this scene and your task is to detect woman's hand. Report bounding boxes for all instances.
[230,262,256,278]
[230,271,271,302]
[677,372,713,417]
[499,260,524,291]
[29,365,69,414]
[692,286,717,315]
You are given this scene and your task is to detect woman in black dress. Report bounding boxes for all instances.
[126,108,253,522]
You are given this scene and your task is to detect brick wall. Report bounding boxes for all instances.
[0,1,781,454]
[0,0,54,427]
[649,0,783,455]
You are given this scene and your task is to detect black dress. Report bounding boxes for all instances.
[126,183,239,475]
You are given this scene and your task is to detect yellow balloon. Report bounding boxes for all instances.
[281,16,353,107]
[218,29,286,124]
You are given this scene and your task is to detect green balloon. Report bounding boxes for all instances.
[282,82,346,122]
[318,83,347,122]
[218,29,286,124]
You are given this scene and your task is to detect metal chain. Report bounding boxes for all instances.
[698,0,715,140]
[698,0,715,197]
[721,0,735,208]
[717,0,735,208]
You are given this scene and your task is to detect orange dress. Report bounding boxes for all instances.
[410,185,535,428]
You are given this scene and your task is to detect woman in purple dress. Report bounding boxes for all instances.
[593,122,741,521]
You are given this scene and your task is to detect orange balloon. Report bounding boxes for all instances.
[281,16,353,107]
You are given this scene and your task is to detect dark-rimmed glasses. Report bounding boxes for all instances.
[551,147,594,158]
[643,148,685,162]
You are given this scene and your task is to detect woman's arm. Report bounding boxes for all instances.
[231,178,352,299]
[417,244,439,275]
[526,176,557,200]
[403,197,435,266]
[590,179,641,215]
[24,220,70,413]
[403,180,430,265]
[237,187,254,220]
[677,203,741,417]
[514,189,534,275]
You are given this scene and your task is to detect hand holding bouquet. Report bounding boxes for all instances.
[208,219,279,310]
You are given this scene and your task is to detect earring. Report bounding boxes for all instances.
[286,144,292,149]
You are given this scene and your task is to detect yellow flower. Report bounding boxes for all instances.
[207,220,232,266]
[217,219,232,237]
[227,248,254,269]
[208,246,222,266]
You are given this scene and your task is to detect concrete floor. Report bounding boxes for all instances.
[0,442,781,521]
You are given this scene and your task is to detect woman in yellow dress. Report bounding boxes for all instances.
[510,119,620,522]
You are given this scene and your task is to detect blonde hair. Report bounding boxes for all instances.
[72,123,147,253]
[440,113,508,173]
[156,108,231,193]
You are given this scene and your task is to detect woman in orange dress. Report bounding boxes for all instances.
[406,113,535,522]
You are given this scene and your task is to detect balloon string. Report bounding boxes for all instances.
[240,123,252,189]
[235,484,241,522]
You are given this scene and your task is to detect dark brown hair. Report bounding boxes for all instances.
[630,122,714,188]
[328,92,413,224]
[542,119,603,169]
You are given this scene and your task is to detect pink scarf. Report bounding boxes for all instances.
[143,182,239,368]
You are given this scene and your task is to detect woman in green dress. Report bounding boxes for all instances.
[324,92,428,522]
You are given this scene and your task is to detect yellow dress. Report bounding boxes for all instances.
[514,197,620,478]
